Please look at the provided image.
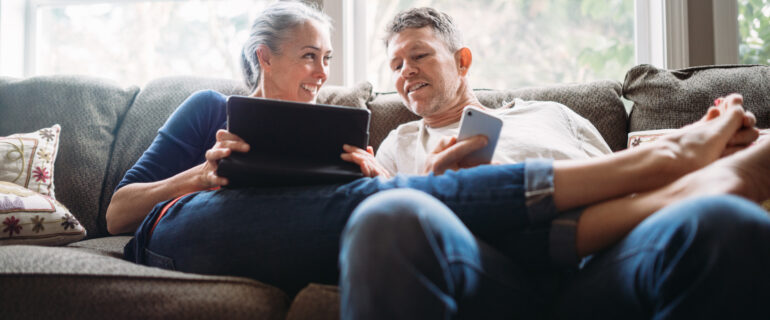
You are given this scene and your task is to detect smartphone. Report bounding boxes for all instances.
[457,106,503,165]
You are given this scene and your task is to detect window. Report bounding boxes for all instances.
[738,0,770,64]
[3,0,728,90]
[363,0,635,91]
[29,0,269,87]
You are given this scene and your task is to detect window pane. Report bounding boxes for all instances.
[366,0,634,91]
[35,0,269,87]
[738,0,770,64]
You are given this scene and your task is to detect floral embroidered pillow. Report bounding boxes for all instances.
[0,124,60,199]
[0,181,86,245]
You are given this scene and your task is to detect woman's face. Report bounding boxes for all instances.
[260,19,332,103]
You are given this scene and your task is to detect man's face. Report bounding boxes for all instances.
[387,27,463,118]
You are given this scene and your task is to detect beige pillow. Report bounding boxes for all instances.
[1,181,86,245]
[0,124,61,198]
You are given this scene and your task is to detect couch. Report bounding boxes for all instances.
[1,64,768,319]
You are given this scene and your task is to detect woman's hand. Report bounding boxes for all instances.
[199,129,250,188]
[341,145,392,178]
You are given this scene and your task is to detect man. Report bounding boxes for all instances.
[339,7,770,319]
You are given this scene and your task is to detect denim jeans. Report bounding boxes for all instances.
[555,194,770,319]
[125,162,555,295]
[339,191,770,319]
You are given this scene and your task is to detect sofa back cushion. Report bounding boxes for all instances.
[99,77,372,236]
[0,76,138,238]
[624,64,770,132]
[367,80,627,152]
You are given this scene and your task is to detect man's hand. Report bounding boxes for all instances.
[423,135,488,175]
[341,145,392,178]
[199,129,249,188]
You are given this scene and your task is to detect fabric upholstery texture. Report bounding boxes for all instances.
[316,82,373,110]
[0,243,289,320]
[0,181,86,245]
[286,284,340,320]
[624,64,770,132]
[0,76,138,240]
[0,124,61,198]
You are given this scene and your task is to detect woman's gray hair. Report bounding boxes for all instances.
[241,1,332,92]
[384,7,463,52]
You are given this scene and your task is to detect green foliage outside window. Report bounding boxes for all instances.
[738,0,770,64]
[366,0,635,91]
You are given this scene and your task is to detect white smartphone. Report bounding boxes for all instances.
[457,106,503,165]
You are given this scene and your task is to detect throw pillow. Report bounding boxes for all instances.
[0,124,61,198]
[1,181,86,245]
[623,64,770,133]
[317,81,373,109]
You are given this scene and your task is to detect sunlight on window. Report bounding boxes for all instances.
[738,0,770,64]
[35,0,269,87]
[366,0,634,92]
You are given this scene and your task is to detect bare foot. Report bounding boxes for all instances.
[652,93,759,178]
[663,137,770,204]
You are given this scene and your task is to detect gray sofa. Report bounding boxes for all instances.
[1,64,768,319]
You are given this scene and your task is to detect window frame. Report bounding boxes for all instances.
[0,0,730,84]
[713,0,739,64]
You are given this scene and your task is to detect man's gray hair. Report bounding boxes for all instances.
[241,1,332,92]
[384,7,463,52]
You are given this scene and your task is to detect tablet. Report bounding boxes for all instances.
[217,95,371,187]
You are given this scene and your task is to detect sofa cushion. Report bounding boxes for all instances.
[0,238,289,319]
[0,76,139,240]
[0,125,61,198]
[0,181,86,246]
[368,80,627,152]
[623,64,770,132]
[287,283,340,320]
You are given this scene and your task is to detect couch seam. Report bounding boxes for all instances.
[95,86,141,238]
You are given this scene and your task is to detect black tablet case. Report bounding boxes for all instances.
[217,96,371,188]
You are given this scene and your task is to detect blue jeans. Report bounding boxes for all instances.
[339,191,770,319]
[555,194,770,319]
[125,162,553,295]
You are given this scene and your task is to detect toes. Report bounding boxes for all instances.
[702,106,721,121]
[725,93,744,108]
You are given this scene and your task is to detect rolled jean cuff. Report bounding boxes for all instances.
[549,208,583,267]
[524,158,557,225]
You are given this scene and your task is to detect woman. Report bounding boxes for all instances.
[107,1,333,234]
[107,1,339,294]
